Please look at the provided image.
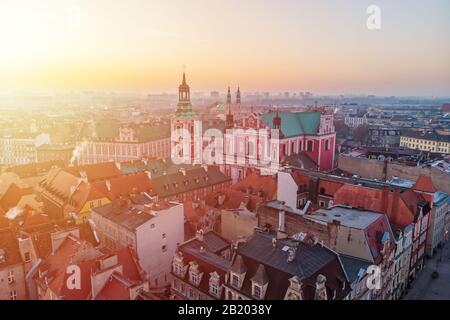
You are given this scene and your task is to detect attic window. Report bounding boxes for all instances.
[231,274,239,288]
[252,284,262,299]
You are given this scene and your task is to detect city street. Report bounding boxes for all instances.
[404,242,450,300]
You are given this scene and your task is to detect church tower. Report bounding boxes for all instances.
[225,86,234,129]
[171,71,200,163]
[175,71,196,118]
[236,86,241,117]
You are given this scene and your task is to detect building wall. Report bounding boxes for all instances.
[337,156,450,194]
[78,138,171,165]
[428,199,448,256]
[400,136,450,154]
[136,203,184,289]
[335,226,373,262]
[277,171,298,210]
[0,264,27,300]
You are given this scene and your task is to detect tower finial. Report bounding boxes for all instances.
[182,64,186,84]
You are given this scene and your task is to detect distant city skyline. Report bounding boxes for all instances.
[0,0,449,96]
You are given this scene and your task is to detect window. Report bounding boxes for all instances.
[8,271,15,284]
[174,263,182,275]
[190,272,200,285]
[10,290,17,300]
[89,201,94,209]
[325,139,330,151]
[227,291,233,300]
[231,274,240,288]
[188,288,194,299]
[162,233,167,239]
[319,201,326,208]
[24,252,31,263]
[162,245,167,252]
[307,140,313,152]
[253,284,262,299]
[210,283,219,296]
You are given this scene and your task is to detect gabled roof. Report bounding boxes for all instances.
[95,273,135,300]
[412,175,436,193]
[230,255,247,274]
[37,236,144,300]
[250,264,269,285]
[261,111,321,137]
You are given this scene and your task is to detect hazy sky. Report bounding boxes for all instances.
[0,0,449,96]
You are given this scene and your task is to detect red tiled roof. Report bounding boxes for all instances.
[95,273,133,300]
[183,200,217,223]
[64,162,122,182]
[365,215,393,264]
[334,184,419,228]
[232,172,277,201]
[412,175,436,193]
[23,212,51,228]
[334,184,386,213]
[37,235,97,299]
[116,247,144,281]
[92,172,153,201]
[38,168,106,214]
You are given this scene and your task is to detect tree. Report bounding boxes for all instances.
[353,124,369,144]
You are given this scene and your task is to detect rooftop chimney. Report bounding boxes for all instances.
[196,229,204,242]
[287,246,297,262]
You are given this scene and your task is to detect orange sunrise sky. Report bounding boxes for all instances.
[0,0,449,96]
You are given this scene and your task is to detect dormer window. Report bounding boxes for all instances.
[173,252,187,278]
[210,283,219,296]
[284,275,304,300]
[250,264,269,299]
[252,283,262,299]
[209,271,221,298]
[229,255,247,290]
[190,272,199,285]
[188,261,203,287]
[231,274,239,288]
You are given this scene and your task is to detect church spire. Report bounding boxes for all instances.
[226,86,234,129]
[236,86,241,104]
[227,86,232,105]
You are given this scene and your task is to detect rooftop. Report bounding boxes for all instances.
[92,201,180,231]
[308,206,383,229]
